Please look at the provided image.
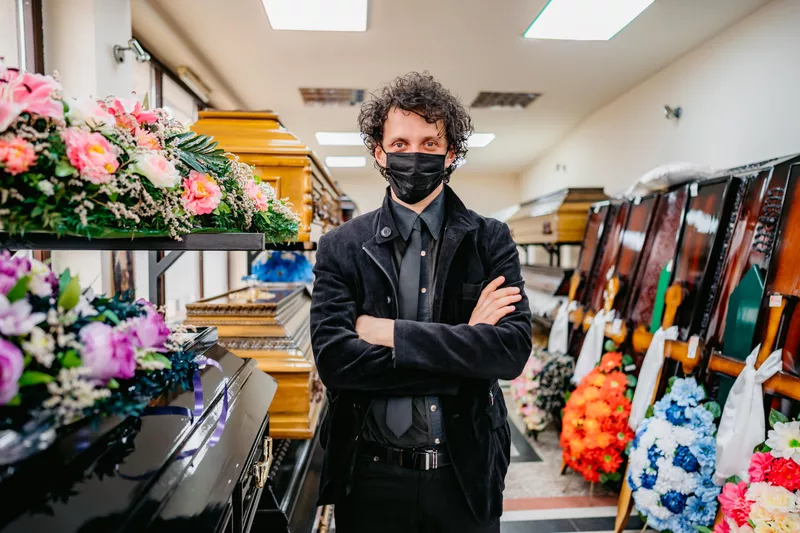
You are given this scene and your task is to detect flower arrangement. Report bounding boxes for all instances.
[0,62,299,241]
[627,377,722,533]
[0,251,198,439]
[511,348,574,434]
[560,352,636,485]
[709,411,800,533]
[249,251,314,284]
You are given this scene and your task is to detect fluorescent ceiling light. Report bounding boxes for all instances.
[468,133,496,148]
[524,0,655,41]
[316,132,365,146]
[261,0,368,32]
[326,156,367,168]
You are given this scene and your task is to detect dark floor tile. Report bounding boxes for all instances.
[509,419,542,463]
[501,517,578,533]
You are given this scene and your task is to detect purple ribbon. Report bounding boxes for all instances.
[116,356,229,480]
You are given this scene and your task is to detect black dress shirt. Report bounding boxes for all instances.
[362,191,446,448]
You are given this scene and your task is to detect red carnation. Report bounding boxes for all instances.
[767,457,800,491]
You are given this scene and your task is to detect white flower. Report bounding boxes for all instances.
[131,151,181,189]
[67,96,115,133]
[654,463,697,495]
[22,326,56,367]
[765,421,800,463]
[37,180,55,197]
[633,488,672,520]
[73,288,98,318]
[43,367,111,426]
[28,259,54,297]
[0,294,47,336]
[746,482,797,514]
[671,426,697,447]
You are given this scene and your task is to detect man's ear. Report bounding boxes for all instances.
[445,148,456,169]
[375,145,387,168]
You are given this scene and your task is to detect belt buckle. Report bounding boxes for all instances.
[420,450,437,471]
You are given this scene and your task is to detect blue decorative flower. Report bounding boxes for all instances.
[670,379,705,407]
[665,403,688,425]
[660,491,689,514]
[648,445,663,469]
[673,445,700,473]
[690,436,717,468]
[687,405,714,434]
[686,495,717,525]
[628,472,637,490]
[639,471,657,489]
[695,481,721,504]
[251,251,314,283]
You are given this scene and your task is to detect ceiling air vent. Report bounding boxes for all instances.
[470,92,540,109]
[300,88,366,107]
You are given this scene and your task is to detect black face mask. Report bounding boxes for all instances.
[383,152,446,204]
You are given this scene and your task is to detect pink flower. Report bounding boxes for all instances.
[134,127,161,151]
[244,179,269,212]
[79,322,136,381]
[0,250,30,294]
[181,170,222,215]
[0,65,63,131]
[0,136,36,175]
[748,452,774,483]
[109,97,158,127]
[127,309,170,352]
[66,97,115,133]
[0,338,23,405]
[131,151,180,189]
[63,127,119,184]
[714,519,731,533]
[719,481,754,527]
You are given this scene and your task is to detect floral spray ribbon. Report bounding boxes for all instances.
[548,300,577,355]
[714,345,782,484]
[628,326,679,431]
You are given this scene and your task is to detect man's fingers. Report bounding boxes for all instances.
[487,305,516,325]
[493,294,522,308]
[488,286,520,301]
[481,276,505,297]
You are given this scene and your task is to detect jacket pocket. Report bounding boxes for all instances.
[462,281,486,301]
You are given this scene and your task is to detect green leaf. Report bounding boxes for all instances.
[622,354,634,367]
[55,158,76,177]
[599,473,609,484]
[102,309,121,325]
[59,269,73,293]
[61,350,82,368]
[107,378,120,389]
[142,93,150,110]
[645,405,655,419]
[217,201,231,214]
[6,276,30,302]
[748,520,756,529]
[626,374,637,388]
[23,355,32,367]
[6,394,21,406]
[769,409,789,428]
[726,475,742,484]
[167,131,195,145]
[609,472,621,481]
[141,352,172,370]
[625,389,634,401]
[704,401,722,419]
[668,376,678,388]
[58,275,81,311]
[695,526,714,533]
[19,371,54,386]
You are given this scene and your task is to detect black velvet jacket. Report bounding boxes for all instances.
[310,186,532,525]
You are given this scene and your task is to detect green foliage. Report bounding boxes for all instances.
[695,526,714,533]
[6,276,30,302]
[58,275,81,310]
[769,409,789,428]
[622,354,634,367]
[704,401,722,419]
[61,350,82,369]
[626,374,637,388]
[140,353,173,370]
[168,131,231,177]
[645,405,655,419]
[19,371,54,386]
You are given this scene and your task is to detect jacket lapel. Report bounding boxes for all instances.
[361,191,400,306]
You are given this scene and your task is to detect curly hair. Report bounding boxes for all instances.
[358,72,473,180]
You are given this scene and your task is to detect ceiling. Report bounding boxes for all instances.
[133,0,770,182]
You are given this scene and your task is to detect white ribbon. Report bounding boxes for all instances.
[628,326,679,431]
[714,345,783,484]
[548,300,577,355]
[571,309,612,385]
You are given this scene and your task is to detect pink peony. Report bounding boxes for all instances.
[0,65,63,131]
[131,151,180,189]
[127,309,170,352]
[134,127,161,151]
[108,97,158,128]
[63,127,119,184]
[79,322,136,381]
[0,338,24,405]
[719,481,754,527]
[244,179,269,212]
[181,170,222,215]
[0,136,36,175]
[748,452,774,483]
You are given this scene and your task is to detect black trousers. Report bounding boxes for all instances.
[334,454,500,533]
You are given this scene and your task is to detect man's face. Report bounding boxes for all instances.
[375,107,456,168]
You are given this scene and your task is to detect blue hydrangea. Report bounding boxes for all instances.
[653,396,671,418]
[690,436,717,468]
[648,445,663,469]
[670,379,705,407]
[686,495,718,525]
[639,471,657,489]
[687,405,715,434]
[660,491,689,514]
[673,445,700,473]
[251,251,314,283]
[628,472,637,490]
[695,481,721,504]
[665,403,689,425]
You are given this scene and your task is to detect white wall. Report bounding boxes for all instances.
[521,0,800,200]
[336,171,522,218]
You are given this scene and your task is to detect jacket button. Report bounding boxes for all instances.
[380,227,392,238]
[387,296,392,304]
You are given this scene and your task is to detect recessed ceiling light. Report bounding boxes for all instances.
[326,156,367,168]
[524,0,654,41]
[316,132,365,146]
[468,133,496,148]
[261,0,368,32]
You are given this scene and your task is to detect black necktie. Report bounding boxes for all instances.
[386,217,423,438]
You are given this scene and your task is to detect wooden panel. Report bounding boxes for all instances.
[575,204,611,305]
[613,195,659,315]
[589,202,630,313]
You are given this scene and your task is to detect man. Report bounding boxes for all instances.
[310,72,532,532]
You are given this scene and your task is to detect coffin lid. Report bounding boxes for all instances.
[185,285,307,316]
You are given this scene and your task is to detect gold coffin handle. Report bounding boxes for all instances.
[253,436,273,489]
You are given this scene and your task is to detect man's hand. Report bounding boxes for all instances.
[468,276,522,326]
[356,315,395,348]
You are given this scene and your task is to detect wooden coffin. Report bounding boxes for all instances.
[191,111,344,245]
[185,286,323,440]
[507,188,608,245]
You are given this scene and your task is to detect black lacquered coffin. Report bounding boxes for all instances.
[0,327,278,533]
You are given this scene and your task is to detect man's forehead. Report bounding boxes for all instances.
[384,108,445,138]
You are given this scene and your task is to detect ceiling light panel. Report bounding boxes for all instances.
[471,92,540,109]
[524,0,655,41]
[262,0,368,32]
[326,156,367,168]
[468,133,496,148]
[316,132,365,146]
[300,88,365,107]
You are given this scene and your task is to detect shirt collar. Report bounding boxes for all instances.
[388,191,446,242]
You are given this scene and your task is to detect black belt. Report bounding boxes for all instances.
[360,441,451,471]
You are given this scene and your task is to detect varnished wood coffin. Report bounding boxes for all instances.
[185,286,322,440]
[191,111,344,245]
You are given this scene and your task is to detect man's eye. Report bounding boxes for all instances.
[425,141,436,148]
[393,142,405,148]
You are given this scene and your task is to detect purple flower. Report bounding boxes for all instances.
[0,251,31,295]
[79,322,136,381]
[0,295,47,336]
[0,338,24,405]
[127,310,170,352]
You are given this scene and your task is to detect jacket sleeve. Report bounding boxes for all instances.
[310,233,459,396]
[393,222,533,380]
